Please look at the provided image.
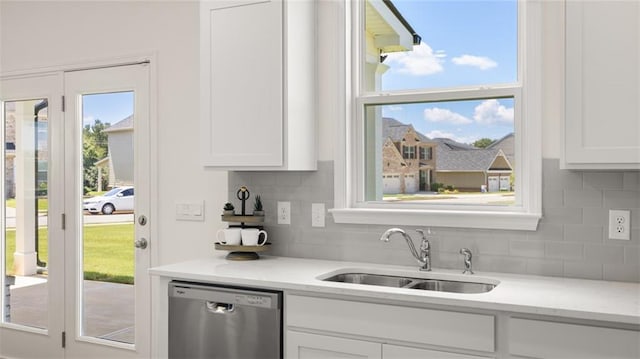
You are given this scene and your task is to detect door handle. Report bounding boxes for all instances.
[134,237,148,249]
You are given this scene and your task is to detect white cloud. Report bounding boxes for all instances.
[385,42,445,76]
[424,107,472,125]
[473,99,514,125]
[426,130,478,144]
[452,54,497,70]
[83,115,95,126]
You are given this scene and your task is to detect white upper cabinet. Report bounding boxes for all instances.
[564,1,640,170]
[200,0,317,170]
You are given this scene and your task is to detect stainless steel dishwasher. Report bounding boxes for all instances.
[168,281,282,359]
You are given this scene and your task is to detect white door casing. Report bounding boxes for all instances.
[63,64,151,358]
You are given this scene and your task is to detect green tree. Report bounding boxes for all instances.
[472,138,494,148]
[83,119,110,193]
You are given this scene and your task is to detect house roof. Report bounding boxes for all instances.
[435,141,505,171]
[382,117,430,142]
[366,0,420,54]
[486,132,514,150]
[382,117,513,172]
[104,115,133,133]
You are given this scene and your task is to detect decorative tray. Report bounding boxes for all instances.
[214,243,271,260]
[221,215,265,223]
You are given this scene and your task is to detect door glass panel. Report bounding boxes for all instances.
[79,92,135,344]
[3,99,49,329]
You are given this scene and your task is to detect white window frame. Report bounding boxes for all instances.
[330,0,542,231]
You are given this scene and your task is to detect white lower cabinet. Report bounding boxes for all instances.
[508,318,640,359]
[285,293,640,359]
[383,344,489,359]
[285,294,495,359]
[286,331,381,359]
[285,331,491,359]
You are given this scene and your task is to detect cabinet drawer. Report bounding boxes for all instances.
[286,295,495,352]
[383,344,492,359]
[509,318,640,358]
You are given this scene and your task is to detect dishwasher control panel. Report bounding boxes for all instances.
[236,294,272,308]
[170,282,280,310]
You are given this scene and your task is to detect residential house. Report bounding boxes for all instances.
[96,114,134,190]
[434,137,513,192]
[382,118,436,193]
[382,118,513,194]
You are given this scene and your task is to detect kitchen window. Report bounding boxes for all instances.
[331,0,542,230]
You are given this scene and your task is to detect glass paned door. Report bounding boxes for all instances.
[79,92,136,343]
[64,64,150,358]
[1,74,64,358]
[3,98,50,330]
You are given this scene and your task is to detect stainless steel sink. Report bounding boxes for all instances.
[407,279,495,294]
[323,273,413,288]
[321,272,496,294]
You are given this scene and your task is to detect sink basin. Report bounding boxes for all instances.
[321,272,496,294]
[323,273,413,288]
[407,280,495,294]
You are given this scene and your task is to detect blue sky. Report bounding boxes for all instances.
[82,92,133,128]
[379,0,517,144]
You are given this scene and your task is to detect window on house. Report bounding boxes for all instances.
[402,145,416,159]
[332,0,541,230]
[419,146,432,161]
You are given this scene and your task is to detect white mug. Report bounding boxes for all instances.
[216,228,242,245]
[241,228,268,246]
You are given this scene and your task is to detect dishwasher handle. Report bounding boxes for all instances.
[206,301,235,314]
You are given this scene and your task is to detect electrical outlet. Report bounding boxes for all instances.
[608,209,631,240]
[311,203,325,227]
[277,201,291,225]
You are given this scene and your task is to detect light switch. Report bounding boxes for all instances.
[176,201,204,221]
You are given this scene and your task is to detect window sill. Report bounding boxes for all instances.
[329,208,541,231]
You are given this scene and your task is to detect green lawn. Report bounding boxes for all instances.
[5,223,134,284]
[6,198,48,212]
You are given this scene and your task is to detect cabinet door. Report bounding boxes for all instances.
[286,331,381,359]
[383,344,491,359]
[509,318,640,359]
[200,0,283,167]
[565,1,640,169]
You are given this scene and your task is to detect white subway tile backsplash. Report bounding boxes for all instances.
[228,159,640,282]
[526,258,564,277]
[584,244,625,264]
[623,173,640,191]
[603,190,640,209]
[583,172,624,190]
[542,189,564,208]
[545,242,584,260]
[564,189,603,208]
[603,264,640,282]
[623,246,640,265]
[540,207,583,225]
[510,240,545,257]
[563,262,603,280]
[564,224,603,243]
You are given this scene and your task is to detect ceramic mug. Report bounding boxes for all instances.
[216,228,242,245]
[241,228,268,246]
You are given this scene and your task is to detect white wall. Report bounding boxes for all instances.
[1,0,567,261]
[0,1,228,266]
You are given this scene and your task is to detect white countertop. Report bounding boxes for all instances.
[149,255,640,325]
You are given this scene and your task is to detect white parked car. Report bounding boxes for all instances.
[83,186,134,215]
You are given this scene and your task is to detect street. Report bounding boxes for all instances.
[4,207,133,228]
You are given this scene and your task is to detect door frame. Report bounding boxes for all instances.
[0,71,66,359]
[0,53,158,358]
